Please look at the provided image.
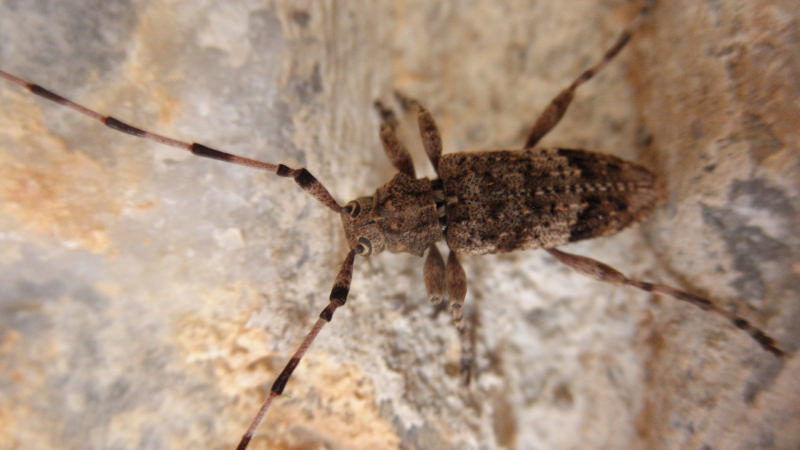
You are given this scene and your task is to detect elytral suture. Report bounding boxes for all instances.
[1,1,797,449]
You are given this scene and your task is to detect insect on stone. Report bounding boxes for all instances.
[0,2,786,449]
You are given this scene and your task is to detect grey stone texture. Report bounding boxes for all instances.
[0,1,797,449]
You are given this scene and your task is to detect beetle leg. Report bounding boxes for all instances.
[546,248,785,358]
[413,100,444,175]
[524,2,654,148]
[445,251,473,384]
[424,244,446,306]
[425,245,473,382]
[375,100,416,177]
[390,91,443,175]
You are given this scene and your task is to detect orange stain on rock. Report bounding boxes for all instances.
[172,284,401,450]
[0,89,157,254]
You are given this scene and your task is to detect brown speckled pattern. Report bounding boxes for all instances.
[440,148,663,254]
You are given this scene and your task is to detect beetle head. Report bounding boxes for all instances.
[341,196,386,256]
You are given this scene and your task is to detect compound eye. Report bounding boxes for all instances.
[355,237,372,256]
[345,201,361,218]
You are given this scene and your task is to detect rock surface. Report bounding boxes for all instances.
[0,1,797,449]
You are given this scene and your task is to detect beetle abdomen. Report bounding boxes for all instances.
[439,148,664,255]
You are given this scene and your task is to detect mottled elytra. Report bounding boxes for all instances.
[0,2,787,449]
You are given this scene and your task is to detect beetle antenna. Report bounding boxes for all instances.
[0,70,342,213]
[236,246,359,449]
[546,248,785,357]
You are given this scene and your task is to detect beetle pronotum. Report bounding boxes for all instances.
[1,1,793,449]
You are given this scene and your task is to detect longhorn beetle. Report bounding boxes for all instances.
[0,2,787,449]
